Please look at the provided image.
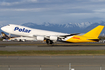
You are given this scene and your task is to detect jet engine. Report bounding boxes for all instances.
[49,36,58,41]
[45,36,58,44]
[36,36,44,41]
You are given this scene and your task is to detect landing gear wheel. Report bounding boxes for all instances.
[19,39,22,42]
[49,40,53,44]
[46,39,53,45]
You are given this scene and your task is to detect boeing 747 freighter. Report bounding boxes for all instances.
[1,24,104,44]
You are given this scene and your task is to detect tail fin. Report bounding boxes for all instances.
[1,32,10,39]
[82,25,104,38]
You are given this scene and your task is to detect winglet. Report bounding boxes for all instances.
[82,25,104,38]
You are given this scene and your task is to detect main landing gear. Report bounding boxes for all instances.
[46,39,54,45]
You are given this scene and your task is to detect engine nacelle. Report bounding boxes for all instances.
[49,36,58,41]
[36,36,44,41]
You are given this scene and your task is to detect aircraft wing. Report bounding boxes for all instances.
[59,33,80,38]
[33,33,80,39]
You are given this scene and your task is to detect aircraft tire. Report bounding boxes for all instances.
[46,39,53,44]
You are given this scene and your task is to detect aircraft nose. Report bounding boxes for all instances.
[1,26,6,31]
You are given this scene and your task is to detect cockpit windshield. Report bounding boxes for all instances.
[7,24,10,26]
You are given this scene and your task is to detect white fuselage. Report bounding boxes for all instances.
[1,24,68,37]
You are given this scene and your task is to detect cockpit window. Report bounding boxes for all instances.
[7,24,10,26]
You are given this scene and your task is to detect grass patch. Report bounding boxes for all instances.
[0,50,105,56]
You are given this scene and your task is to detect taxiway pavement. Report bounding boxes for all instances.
[0,56,105,70]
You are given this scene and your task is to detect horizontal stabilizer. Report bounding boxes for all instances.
[88,39,99,42]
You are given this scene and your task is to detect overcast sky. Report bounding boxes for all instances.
[0,0,105,25]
